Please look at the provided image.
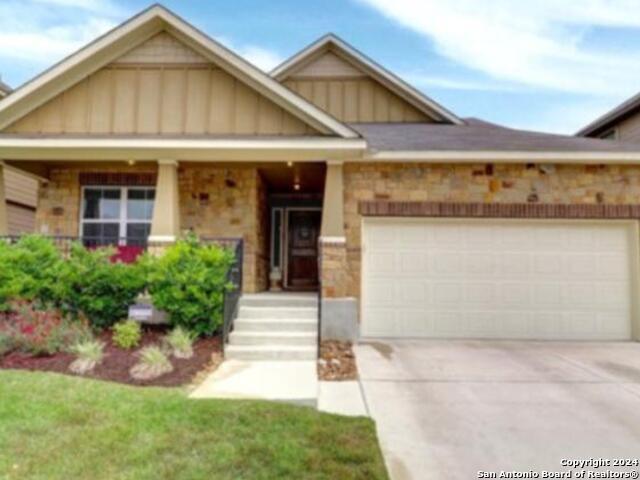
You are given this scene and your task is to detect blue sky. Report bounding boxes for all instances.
[2,0,640,134]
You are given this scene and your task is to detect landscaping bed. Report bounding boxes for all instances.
[0,325,222,387]
[318,341,358,381]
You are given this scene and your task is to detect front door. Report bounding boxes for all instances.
[287,210,321,289]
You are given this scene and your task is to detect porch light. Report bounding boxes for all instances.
[287,161,293,167]
[293,183,301,191]
[127,159,136,166]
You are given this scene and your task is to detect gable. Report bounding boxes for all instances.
[283,76,429,123]
[5,32,317,136]
[273,35,462,125]
[0,6,359,138]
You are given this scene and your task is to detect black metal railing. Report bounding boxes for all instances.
[221,239,244,355]
[317,240,323,358]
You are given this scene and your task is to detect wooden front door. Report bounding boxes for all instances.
[287,210,321,289]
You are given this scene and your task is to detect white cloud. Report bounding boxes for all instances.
[356,0,640,96]
[403,73,521,92]
[0,0,120,66]
[215,35,284,72]
[235,46,283,72]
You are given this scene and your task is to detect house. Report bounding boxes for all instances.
[0,80,39,234]
[577,90,640,141]
[1,5,640,342]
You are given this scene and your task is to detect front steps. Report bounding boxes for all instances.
[226,293,318,361]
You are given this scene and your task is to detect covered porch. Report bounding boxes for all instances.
[0,143,352,295]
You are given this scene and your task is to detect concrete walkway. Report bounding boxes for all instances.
[190,359,318,407]
[317,381,369,416]
[356,340,640,480]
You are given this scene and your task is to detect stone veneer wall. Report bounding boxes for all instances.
[36,164,157,236]
[343,162,640,299]
[179,165,268,293]
[36,163,268,293]
[319,239,348,298]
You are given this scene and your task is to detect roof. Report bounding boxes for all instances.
[0,5,359,139]
[576,91,640,137]
[0,80,11,98]
[271,33,463,125]
[353,120,640,153]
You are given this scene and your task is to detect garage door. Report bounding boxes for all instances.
[362,218,637,340]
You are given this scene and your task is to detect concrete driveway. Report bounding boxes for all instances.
[355,340,640,480]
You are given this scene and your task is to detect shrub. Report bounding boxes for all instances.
[130,345,173,380]
[0,332,14,356]
[2,301,92,356]
[69,339,105,375]
[165,326,195,359]
[0,236,62,310]
[55,244,146,329]
[144,235,235,336]
[112,320,142,349]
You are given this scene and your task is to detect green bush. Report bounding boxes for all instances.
[112,320,142,349]
[56,245,146,329]
[144,235,235,336]
[0,236,62,310]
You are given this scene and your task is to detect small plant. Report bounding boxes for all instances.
[0,333,14,356]
[165,327,195,359]
[5,301,92,356]
[130,345,173,380]
[112,320,142,349]
[69,339,105,375]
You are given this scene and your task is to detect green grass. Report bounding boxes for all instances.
[0,370,388,480]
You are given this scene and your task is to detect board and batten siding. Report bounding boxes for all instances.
[6,65,316,136]
[282,51,430,123]
[4,31,318,136]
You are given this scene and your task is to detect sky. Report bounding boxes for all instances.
[1,0,640,134]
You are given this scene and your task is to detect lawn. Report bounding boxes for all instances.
[0,371,388,480]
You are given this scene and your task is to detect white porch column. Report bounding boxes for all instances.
[321,160,345,239]
[149,159,180,242]
[0,161,8,236]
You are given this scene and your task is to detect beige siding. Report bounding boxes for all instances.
[615,113,640,143]
[4,169,38,207]
[292,51,363,78]
[284,77,429,123]
[5,32,317,136]
[114,32,209,65]
[7,204,36,235]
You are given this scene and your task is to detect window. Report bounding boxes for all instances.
[81,187,155,247]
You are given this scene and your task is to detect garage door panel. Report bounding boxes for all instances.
[363,219,635,340]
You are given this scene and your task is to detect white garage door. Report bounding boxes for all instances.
[362,218,637,340]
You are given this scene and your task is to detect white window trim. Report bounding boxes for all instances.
[79,186,155,245]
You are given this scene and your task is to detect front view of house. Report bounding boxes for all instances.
[2,5,640,342]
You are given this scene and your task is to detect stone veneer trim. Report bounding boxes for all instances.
[359,201,640,219]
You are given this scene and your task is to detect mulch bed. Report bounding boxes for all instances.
[0,325,223,387]
[318,341,358,381]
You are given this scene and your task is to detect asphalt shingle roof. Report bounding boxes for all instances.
[351,119,640,152]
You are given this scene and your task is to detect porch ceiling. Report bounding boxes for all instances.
[259,162,326,193]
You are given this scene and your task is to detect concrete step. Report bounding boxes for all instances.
[238,306,317,320]
[229,330,317,346]
[225,345,317,361]
[240,293,318,308]
[234,318,317,332]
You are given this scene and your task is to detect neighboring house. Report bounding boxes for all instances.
[0,79,11,99]
[577,91,640,141]
[0,80,39,234]
[1,5,640,342]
